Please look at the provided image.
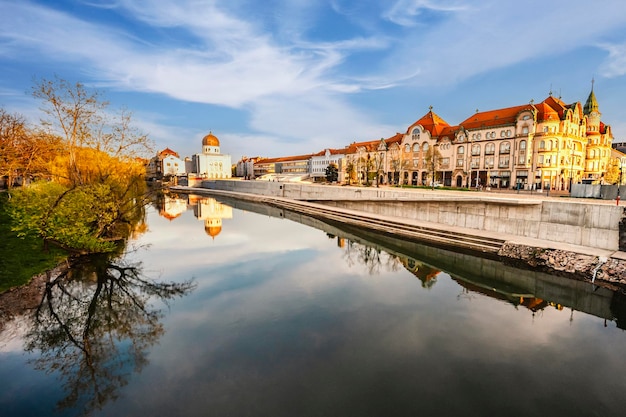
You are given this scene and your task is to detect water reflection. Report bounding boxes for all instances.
[171,192,626,329]
[156,193,232,239]
[21,254,195,415]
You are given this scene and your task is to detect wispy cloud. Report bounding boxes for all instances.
[598,41,626,78]
[383,0,469,27]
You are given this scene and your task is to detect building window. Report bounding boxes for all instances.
[470,157,480,169]
[456,158,464,167]
[457,146,465,155]
[498,155,510,168]
[520,140,526,150]
[499,141,510,154]
[412,128,420,140]
[422,142,429,152]
[471,144,481,156]
[485,156,494,169]
[485,143,495,155]
[522,127,529,134]
[405,144,410,153]
[412,143,420,152]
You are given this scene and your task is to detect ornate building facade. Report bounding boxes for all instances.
[346,85,614,190]
[193,132,232,179]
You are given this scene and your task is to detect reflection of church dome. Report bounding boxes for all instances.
[202,132,220,147]
[205,225,222,238]
[204,218,222,239]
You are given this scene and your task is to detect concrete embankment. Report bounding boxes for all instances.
[173,180,626,287]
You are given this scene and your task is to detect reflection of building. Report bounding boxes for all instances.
[192,132,232,179]
[159,195,188,221]
[191,197,233,239]
[451,276,549,313]
[398,256,440,288]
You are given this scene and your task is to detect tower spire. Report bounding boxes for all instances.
[583,78,599,115]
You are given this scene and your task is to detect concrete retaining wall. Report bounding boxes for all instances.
[201,180,625,251]
[571,184,626,200]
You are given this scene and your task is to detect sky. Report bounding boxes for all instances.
[1,0,626,161]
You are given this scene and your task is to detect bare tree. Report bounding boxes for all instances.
[32,77,153,186]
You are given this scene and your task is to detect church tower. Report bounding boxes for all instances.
[583,79,601,136]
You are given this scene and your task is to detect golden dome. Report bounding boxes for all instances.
[205,225,222,238]
[204,218,222,239]
[202,132,220,147]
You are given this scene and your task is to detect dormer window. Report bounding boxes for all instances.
[412,128,420,140]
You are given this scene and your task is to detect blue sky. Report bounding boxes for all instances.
[1,0,626,161]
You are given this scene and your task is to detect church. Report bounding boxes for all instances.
[192,132,232,179]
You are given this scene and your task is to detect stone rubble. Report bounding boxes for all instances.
[499,243,626,288]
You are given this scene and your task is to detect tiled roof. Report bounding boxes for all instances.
[158,147,179,158]
[439,125,461,139]
[534,101,559,121]
[542,95,568,118]
[407,109,450,136]
[344,133,404,154]
[257,154,315,164]
[459,104,532,130]
[384,132,404,145]
[312,148,346,157]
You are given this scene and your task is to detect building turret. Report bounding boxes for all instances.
[583,80,601,135]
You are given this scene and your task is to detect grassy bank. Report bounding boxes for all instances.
[0,191,67,293]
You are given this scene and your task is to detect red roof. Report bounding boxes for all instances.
[257,153,315,164]
[158,147,179,158]
[459,104,532,130]
[407,109,450,136]
[534,101,559,122]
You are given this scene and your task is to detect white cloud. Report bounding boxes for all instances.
[598,42,626,78]
[379,0,626,88]
[383,0,469,27]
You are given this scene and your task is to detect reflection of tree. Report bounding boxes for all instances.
[25,254,195,416]
[342,240,401,275]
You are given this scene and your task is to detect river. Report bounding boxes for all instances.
[1,193,625,417]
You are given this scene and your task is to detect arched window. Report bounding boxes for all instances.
[471,144,481,156]
[485,143,495,155]
[404,144,410,153]
[539,140,545,149]
[520,140,526,150]
[412,128,420,140]
[499,141,510,154]
[422,142,429,152]
[522,126,529,134]
[412,143,420,152]
[457,145,465,155]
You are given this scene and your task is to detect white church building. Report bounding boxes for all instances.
[192,132,232,179]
